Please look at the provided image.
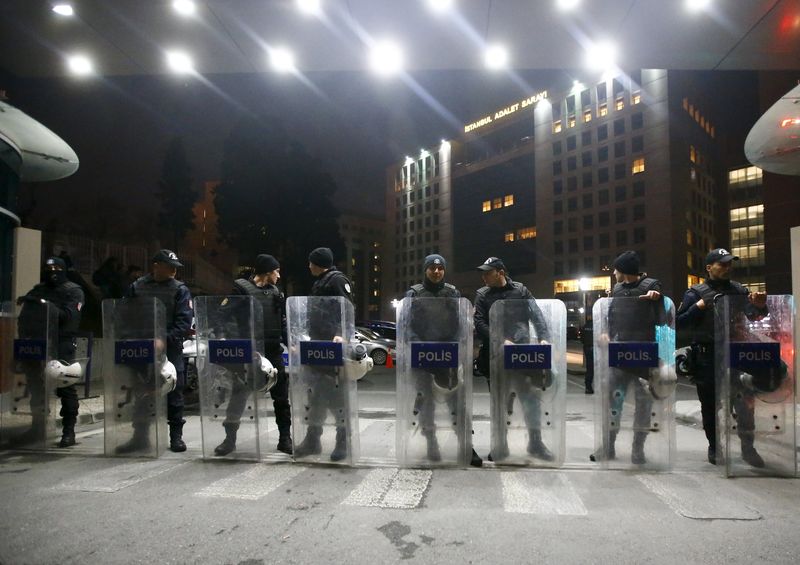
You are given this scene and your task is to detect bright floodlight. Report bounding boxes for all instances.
[52,4,74,16]
[369,41,403,76]
[428,0,455,12]
[297,0,321,15]
[485,45,509,70]
[67,55,93,76]
[270,48,295,73]
[166,51,194,74]
[585,40,617,71]
[172,0,196,16]
[685,0,712,11]
[556,0,581,10]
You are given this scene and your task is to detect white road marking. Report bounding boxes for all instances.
[56,460,186,493]
[343,468,431,509]
[196,464,304,501]
[637,474,762,520]
[501,472,588,515]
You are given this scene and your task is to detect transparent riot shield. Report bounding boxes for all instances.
[593,296,677,470]
[715,294,796,477]
[489,299,567,467]
[0,301,58,449]
[396,297,473,467]
[103,297,169,457]
[287,296,361,465]
[195,296,271,461]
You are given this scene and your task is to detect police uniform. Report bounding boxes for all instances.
[474,257,552,462]
[124,250,193,452]
[293,248,355,461]
[404,254,462,462]
[596,271,664,463]
[214,253,292,456]
[676,249,767,466]
[17,257,84,447]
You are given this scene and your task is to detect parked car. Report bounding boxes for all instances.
[355,326,396,366]
[357,320,396,341]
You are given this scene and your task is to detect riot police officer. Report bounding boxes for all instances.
[676,248,768,467]
[214,254,292,456]
[118,249,193,453]
[590,251,665,464]
[293,247,354,461]
[405,254,477,464]
[474,257,552,463]
[16,257,84,447]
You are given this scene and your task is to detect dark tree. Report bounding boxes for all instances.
[156,137,196,250]
[215,116,345,293]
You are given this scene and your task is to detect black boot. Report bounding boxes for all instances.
[58,418,76,448]
[424,431,441,462]
[330,427,348,462]
[169,422,186,453]
[631,432,647,465]
[527,430,555,461]
[214,423,238,456]
[294,425,322,458]
[470,448,483,467]
[707,445,718,465]
[277,427,293,455]
[740,437,765,468]
[590,431,617,462]
[115,425,151,454]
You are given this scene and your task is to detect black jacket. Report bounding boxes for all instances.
[474,277,550,345]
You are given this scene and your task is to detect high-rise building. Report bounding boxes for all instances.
[383,70,730,312]
[727,165,765,292]
[338,213,385,320]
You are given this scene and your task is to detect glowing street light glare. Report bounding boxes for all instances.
[369,41,403,76]
[270,48,295,72]
[52,4,74,17]
[166,50,194,74]
[484,45,508,70]
[556,0,581,10]
[297,0,321,15]
[427,0,455,13]
[67,55,93,76]
[685,0,712,12]
[585,41,617,71]
[172,0,196,17]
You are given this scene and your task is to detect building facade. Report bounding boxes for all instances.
[383,69,731,312]
[338,213,385,320]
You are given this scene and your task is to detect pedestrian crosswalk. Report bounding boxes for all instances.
[46,453,765,521]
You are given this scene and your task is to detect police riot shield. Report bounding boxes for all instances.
[103,297,169,457]
[593,296,677,470]
[715,294,796,477]
[195,296,272,461]
[287,296,362,465]
[489,299,567,467]
[0,301,58,449]
[396,297,473,467]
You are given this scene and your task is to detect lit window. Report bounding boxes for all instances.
[504,231,515,243]
[710,126,715,138]
[686,229,693,245]
[517,227,537,240]
[694,109,700,122]
[687,251,693,268]
[482,200,491,212]
[568,116,576,128]
[583,110,592,123]
[598,103,608,117]
[493,198,502,210]
[372,290,380,297]
[553,120,562,133]
[615,98,624,111]
[504,194,514,207]
[632,158,645,174]
[687,274,703,287]
[632,91,641,105]
[552,276,610,294]
[689,145,696,163]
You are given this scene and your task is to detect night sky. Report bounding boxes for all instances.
[6,68,568,238]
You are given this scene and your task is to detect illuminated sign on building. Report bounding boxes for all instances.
[464,90,548,133]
